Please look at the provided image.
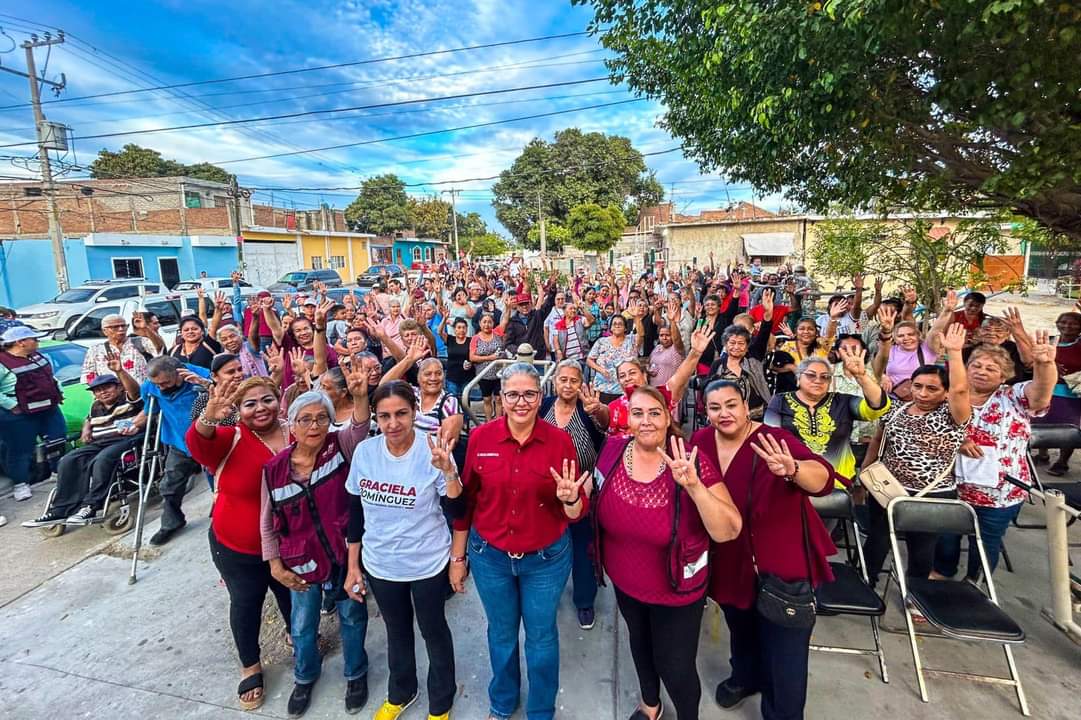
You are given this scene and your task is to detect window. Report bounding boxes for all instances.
[184,191,202,209]
[411,247,422,262]
[68,306,117,341]
[101,286,139,300]
[212,195,230,208]
[310,256,324,269]
[756,255,786,266]
[112,258,144,279]
[424,247,433,261]
[328,255,346,269]
[145,300,180,328]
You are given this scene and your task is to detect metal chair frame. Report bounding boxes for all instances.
[887,496,1029,716]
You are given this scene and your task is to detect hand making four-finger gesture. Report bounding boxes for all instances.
[549,458,589,505]
[750,432,799,478]
[344,362,369,400]
[660,436,701,490]
[203,375,240,422]
[838,344,867,377]
[941,321,967,353]
[578,384,602,415]
[1030,329,1056,366]
[690,324,716,355]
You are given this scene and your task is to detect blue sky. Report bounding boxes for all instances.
[0,2,777,236]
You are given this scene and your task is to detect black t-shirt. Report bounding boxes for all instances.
[445,335,475,384]
[170,338,222,370]
[767,349,797,394]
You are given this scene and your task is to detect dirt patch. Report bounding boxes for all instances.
[258,598,351,666]
[98,541,163,561]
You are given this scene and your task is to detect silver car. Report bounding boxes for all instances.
[16,279,163,331]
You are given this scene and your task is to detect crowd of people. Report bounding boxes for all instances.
[0,254,1074,720]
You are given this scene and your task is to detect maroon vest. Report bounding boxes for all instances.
[263,433,350,584]
[0,350,62,414]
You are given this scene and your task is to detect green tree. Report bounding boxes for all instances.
[808,216,1012,313]
[88,143,233,183]
[410,196,452,239]
[466,232,510,257]
[577,1,1081,241]
[456,211,488,240]
[345,174,413,235]
[566,203,626,254]
[492,129,663,248]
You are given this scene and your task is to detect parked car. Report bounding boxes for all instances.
[16,279,163,332]
[356,264,405,289]
[267,269,343,293]
[37,340,94,436]
[172,277,267,295]
[57,294,194,351]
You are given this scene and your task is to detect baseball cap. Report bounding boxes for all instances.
[514,293,532,305]
[1,325,46,343]
[257,290,272,299]
[87,373,121,390]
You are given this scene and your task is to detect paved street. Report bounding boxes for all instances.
[1,481,1079,720]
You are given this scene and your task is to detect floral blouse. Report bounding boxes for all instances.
[959,382,1046,508]
[588,333,638,395]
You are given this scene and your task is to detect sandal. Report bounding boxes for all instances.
[238,672,265,711]
[1047,463,1068,477]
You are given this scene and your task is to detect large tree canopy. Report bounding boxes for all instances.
[345,174,413,236]
[566,203,626,253]
[577,1,1081,239]
[89,144,233,184]
[491,128,663,249]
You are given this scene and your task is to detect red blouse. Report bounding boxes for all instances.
[688,425,836,610]
[187,423,275,555]
[455,416,585,554]
[597,452,721,606]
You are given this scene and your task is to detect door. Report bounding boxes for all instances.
[158,258,180,289]
[245,241,300,287]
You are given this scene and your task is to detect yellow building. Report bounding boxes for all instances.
[239,225,374,287]
[299,229,374,284]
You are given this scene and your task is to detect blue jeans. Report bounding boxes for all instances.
[569,515,597,610]
[290,583,369,685]
[933,503,1022,581]
[0,406,65,485]
[468,528,572,720]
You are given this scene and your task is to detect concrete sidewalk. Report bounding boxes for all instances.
[1,489,1079,720]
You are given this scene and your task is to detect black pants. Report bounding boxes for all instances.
[863,489,957,586]
[614,586,704,720]
[208,527,292,668]
[49,436,142,516]
[367,566,456,715]
[722,604,813,720]
[161,446,200,531]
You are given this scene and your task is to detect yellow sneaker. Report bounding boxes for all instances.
[373,695,417,720]
[427,714,449,720]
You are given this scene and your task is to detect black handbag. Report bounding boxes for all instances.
[746,457,817,630]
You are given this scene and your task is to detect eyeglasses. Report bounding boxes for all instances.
[501,390,540,404]
[103,324,128,331]
[801,372,833,382]
[294,414,331,428]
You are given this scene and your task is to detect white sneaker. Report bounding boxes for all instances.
[12,483,32,501]
[0,515,7,527]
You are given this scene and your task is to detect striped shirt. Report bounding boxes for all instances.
[88,396,144,442]
[544,401,599,471]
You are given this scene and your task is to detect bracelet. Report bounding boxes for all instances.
[562,494,581,507]
[450,555,467,564]
[784,459,800,482]
[197,413,222,428]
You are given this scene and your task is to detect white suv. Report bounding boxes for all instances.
[16,279,163,331]
[60,294,195,349]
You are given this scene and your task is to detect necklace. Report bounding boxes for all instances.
[624,439,666,479]
[254,422,288,454]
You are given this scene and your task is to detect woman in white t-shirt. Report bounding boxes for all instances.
[344,381,463,720]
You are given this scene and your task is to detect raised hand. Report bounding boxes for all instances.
[427,433,458,474]
[203,375,240,421]
[941,322,967,353]
[578,384,602,415]
[315,299,334,324]
[282,293,294,310]
[838,344,867,377]
[901,286,918,305]
[829,297,850,319]
[345,362,369,400]
[941,288,959,313]
[213,290,227,309]
[1003,306,1026,337]
[104,345,123,374]
[761,287,775,315]
[690,324,716,355]
[289,347,309,378]
[259,294,275,312]
[196,286,206,300]
[852,274,865,291]
[660,436,702,489]
[1030,329,1056,365]
[549,458,589,505]
[406,336,429,363]
[750,432,798,478]
[874,276,885,293]
[876,304,897,333]
[263,345,283,374]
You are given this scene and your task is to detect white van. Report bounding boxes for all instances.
[57,294,197,350]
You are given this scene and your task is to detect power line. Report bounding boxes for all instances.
[208,98,647,165]
[0,28,591,109]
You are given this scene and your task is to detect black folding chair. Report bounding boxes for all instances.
[887,497,1028,716]
[809,489,888,683]
[1017,424,1081,536]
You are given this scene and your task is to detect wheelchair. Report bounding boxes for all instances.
[37,422,166,540]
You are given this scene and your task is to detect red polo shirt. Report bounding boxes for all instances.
[454,416,586,553]
[952,309,986,335]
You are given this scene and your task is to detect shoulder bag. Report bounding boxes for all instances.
[746,456,817,629]
[858,403,956,508]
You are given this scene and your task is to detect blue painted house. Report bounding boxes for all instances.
[392,237,449,269]
[1,233,239,308]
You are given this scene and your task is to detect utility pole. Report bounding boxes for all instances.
[538,191,546,256]
[6,33,70,290]
[441,188,460,263]
[227,176,251,271]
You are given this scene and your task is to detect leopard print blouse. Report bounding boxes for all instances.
[880,401,968,492]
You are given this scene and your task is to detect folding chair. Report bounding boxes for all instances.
[1017,424,1081,537]
[809,489,888,682]
[887,497,1028,715]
